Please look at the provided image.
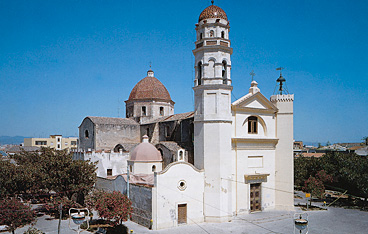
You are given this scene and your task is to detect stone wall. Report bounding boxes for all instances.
[129,184,152,228]
[95,123,140,150]
[79,118,95,150]
[95,175,126,194]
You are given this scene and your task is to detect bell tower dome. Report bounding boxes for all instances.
[193,1,233,222]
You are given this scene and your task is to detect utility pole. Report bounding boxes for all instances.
[58,203,62,234]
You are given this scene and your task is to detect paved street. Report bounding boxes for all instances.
[6,196,368,234]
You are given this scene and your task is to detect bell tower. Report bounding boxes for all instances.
[193,2,233,222]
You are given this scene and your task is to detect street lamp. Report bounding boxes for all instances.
[69,208,89,234]
[294,213,308,234]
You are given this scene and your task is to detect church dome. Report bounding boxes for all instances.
[198,4,228,22]
[130,136,162,162]
[128,70,173,103]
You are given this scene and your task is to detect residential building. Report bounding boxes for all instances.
[24,135,77,151]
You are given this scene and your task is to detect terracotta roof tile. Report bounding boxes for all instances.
[199,5,228,22]
[128,76,172,102]
[87,117,139,125]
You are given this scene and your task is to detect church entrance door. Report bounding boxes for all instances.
[178,204,187,224]
[250,183,261,212]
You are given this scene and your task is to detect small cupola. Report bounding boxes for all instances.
[249,80,260,94]
[147,69,154,77]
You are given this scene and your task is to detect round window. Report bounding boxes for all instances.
[177,180,187,191]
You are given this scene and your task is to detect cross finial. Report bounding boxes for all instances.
[211,0,214,5]
[149,61,152,69]
[250,70,255,81]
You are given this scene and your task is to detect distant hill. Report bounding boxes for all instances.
[0,136,27,145]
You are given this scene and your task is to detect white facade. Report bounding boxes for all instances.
[73,150,129,177]
[84,3,295,230]
[152,162,205,230]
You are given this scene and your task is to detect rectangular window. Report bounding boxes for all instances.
[165,126,170,138]
[107,169,112,176]
[160,107,164,116]
[35,141,47,145]
[142,106,147,116]
[248,116,258,134]
[71,141,77,145]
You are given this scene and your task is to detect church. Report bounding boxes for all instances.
[75,2,294,230]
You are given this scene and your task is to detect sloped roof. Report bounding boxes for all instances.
[6,146,40,153]
[232,91,277,111]
[86,117,139,125]
[145,112,194,124]
[157,141,182,152]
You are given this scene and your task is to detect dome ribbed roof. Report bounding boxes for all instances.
[128,72,172,102]
[198,5,228,22]
[130,142,162,162]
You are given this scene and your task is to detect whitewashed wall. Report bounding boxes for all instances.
[152,162,205,230]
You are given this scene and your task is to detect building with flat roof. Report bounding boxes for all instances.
[24,135,77,151]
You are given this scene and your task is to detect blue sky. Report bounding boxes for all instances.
[0,0,367,144]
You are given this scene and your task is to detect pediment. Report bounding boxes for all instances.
[232,92,277,111]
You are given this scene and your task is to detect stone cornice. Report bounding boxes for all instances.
[193,45,233,55]
[232,137,279,145]
[193,84,233,91]
[156,161,204,175]
[232,106,276,114]
[194,120,232,124]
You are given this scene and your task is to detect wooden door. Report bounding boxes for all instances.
[178,204,187,224]
[250,183,261,212]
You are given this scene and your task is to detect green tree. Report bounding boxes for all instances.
[0,198,35,234]
[363,136,368,146]
[9,148,97,200]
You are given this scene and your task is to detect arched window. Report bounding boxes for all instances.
[209,30,214,37]
[221,31,225,38]
[248,116,258,134]
[198,62,202,85]
[222,60,227,84]
[179,151,184,161]
[160,107,164,116]
[84,130,89,139]
[114,144,125,153]
[152,165,156,172]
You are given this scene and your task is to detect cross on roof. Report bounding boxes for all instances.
[249,70,255,81]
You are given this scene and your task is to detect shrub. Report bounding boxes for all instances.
[43,196,81,219]
[23,227,45,234]
[0,198,35,234]
[88,190,132,226]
